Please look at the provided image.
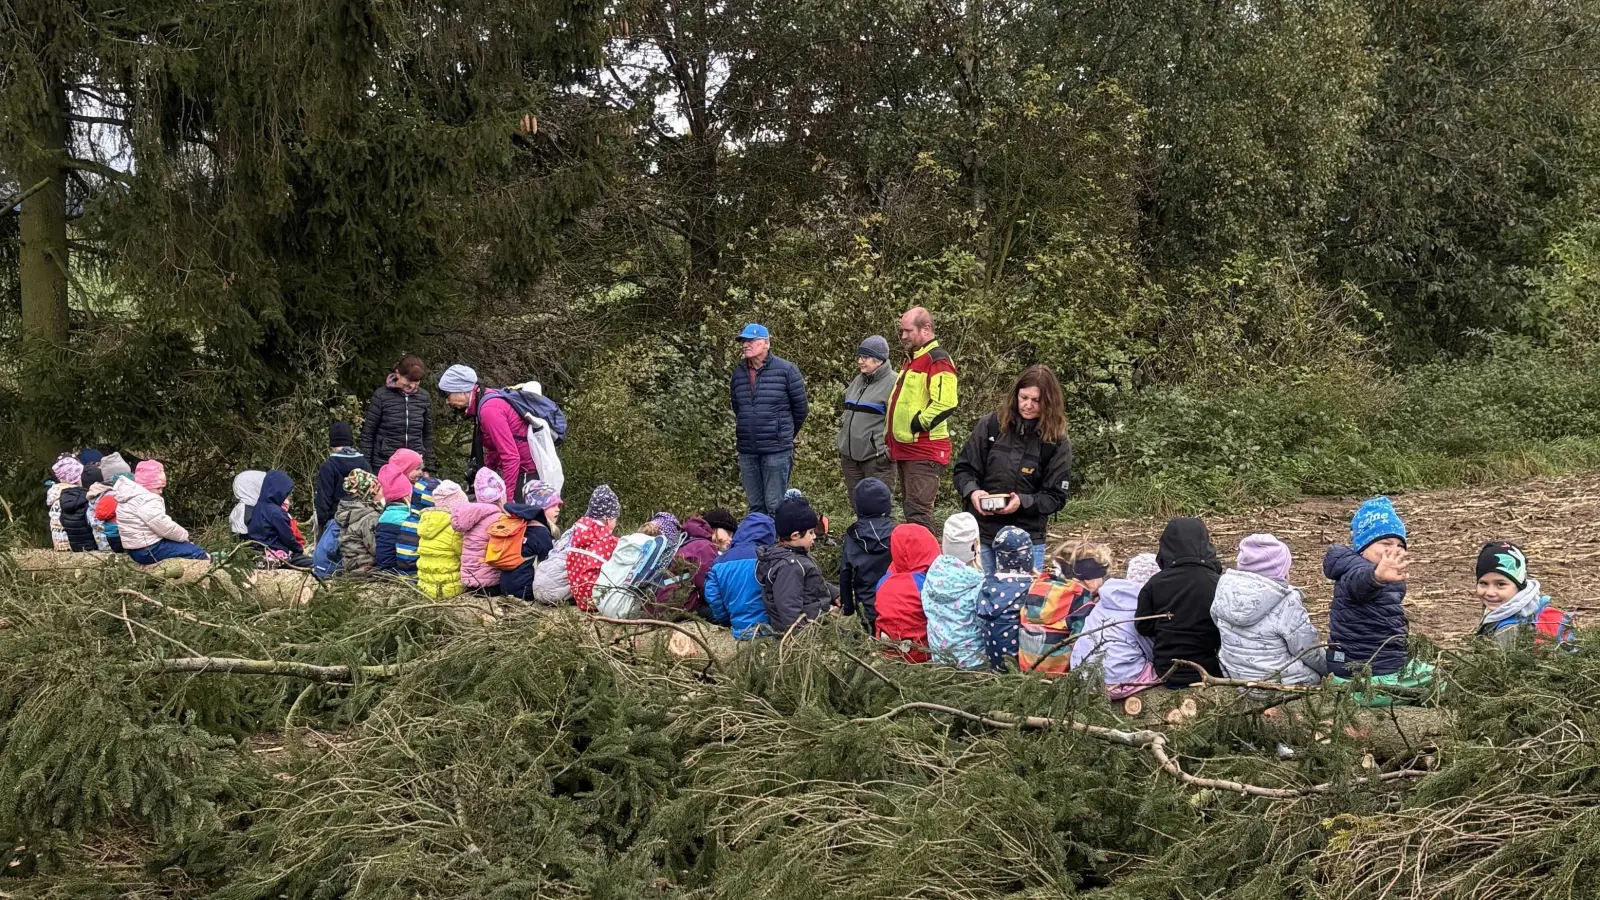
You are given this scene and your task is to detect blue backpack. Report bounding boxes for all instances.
[313,520,343,580]
[489,386,568,445]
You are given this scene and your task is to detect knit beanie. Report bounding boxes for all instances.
[853,477,892,518]
[80,465,102,489]
[941,512,980,563]
[474,468,506,505]
[329,422,353,448]
[437,364,478,394]
[1477,541,1528,589]
[78,448,103,466]
[1351,496,1407,552]
[378,464,414,504]
[784,488,806,502]
[388,448,424,475]
[134,460,166,492]
[856,335,891,362]
[586,484,621,520]
[774,497,820,540]
[992,526,1034,574]
[52,454,84,486]
[703,508,739,534]
[99,453,131,483]
[411,476,440,511]
[523,480,562,512]
[431,480,467,511]
[1125,553,1159,586]
[1236,533,1292,581]
[650,512,682,545]
[343,468,380,502]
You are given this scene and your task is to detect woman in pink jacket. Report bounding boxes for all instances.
[453,469,508,594]
[438,364,537,503]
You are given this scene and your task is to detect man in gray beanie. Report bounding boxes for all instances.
[837,334,897,512]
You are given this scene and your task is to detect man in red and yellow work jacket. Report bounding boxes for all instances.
[886,306,959,529]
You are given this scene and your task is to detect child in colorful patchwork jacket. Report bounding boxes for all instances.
[1019,540,1110,677]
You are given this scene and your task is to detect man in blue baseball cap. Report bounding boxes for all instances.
[730,323,809,516]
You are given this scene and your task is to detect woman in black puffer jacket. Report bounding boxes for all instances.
[360,355,435,472]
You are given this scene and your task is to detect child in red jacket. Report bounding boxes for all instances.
[872,524,941,662]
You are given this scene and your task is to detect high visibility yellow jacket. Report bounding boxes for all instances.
[887,340,959,464]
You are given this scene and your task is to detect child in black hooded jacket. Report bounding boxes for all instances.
[1135,517,1223,688]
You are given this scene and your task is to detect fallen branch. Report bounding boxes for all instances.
[143,656,405,683]
[855,701,1427,799]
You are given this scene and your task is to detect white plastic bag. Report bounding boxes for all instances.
[525,414,565,496]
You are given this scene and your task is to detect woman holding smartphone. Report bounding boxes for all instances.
[952,365,1073,574]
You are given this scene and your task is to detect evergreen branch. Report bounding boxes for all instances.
[0,177,51,217]
[853,702,1427,800]
[143,656,406,683]
[61,157,132,185]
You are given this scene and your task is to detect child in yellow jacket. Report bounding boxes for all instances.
[417,480,467,599]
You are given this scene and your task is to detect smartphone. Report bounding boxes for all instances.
[978,494,1009,513]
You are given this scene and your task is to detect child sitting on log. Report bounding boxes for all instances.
[1211,534,1327,687]
[416,480,468,599]
[872,523,941,662]
[1072,553,1159,697]
[1324,497,1433,705]
[839,478,896,632]
[922,513,986,669]
[1019,539,1110,677]
[248,470,312,569]
[977,526,1036,672]
[117,461,210,563]
[454,470,510,596]
[757,498,834,636]
[374,463,419,576]
[1476,540,1575,648]
[335,469,383,574]
[48,455,97,553]
[1136,518,1222,688]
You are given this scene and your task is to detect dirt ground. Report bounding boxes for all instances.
[1062,472,1600,642]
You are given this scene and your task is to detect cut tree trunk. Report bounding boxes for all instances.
[6,549,315,608]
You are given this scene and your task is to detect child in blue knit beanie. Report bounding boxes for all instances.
[1322,496,1434,705]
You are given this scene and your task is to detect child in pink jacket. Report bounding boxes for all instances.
[453,469,507,594]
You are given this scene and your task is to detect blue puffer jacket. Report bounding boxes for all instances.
[730,355,809,456]
[704,514,777,639]
[248,471,303,556]
[1324,545,1409,677]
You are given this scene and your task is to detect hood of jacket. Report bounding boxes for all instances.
[112,477,148,505]
[1095,577,1141,614]
[503,502,546,523]
[924,555,983,605]
[1157,517,1220,572]
[259,471,294,508]
[451,502,502,533]
[730,513,777,552]
[1213,569,1300,629]
[682,516,714,543]
[417,507,455,541]
[233,470,266,505]
[756,542,801,569]
[888,524,940,575]
[848,515,895,555]
[992,526,1035,574]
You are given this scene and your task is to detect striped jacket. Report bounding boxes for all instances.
[887,340,958,464]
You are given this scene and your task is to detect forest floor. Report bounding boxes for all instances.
[1068,471,1600,642]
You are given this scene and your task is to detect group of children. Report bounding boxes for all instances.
[46,440,1575,695]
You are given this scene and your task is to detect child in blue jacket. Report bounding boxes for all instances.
[248,471,312,569]
[1324,497,1432,704]
[703,513,777,639]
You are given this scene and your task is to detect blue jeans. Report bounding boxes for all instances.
[128,540,211,564]
[739,451,793,516]
[980,542,1047,576]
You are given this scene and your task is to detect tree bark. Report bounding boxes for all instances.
[19,65,71,349]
